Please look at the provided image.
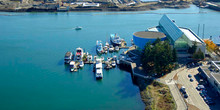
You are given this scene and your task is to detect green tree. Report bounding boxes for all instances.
[141,40,176,76]
[152,38,161,46]
[188,42,197,54]
[142,42,153,72]
[172,48,177,62]
[193,48,204,60]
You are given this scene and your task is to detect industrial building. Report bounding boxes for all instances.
[199,61,220,96]
[133,15,206,59]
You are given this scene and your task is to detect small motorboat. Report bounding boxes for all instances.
[115,46,119,51]
[105,42,109,47]
[64,51,73,64]
[107,57,111,62]
[111,61,116,67]
[79,60,84,68]
[109,45,114,52]
[113,55,117,61]
[70,61,75,72]
[75,26,82,30]
[96,40,104,54]
[131,39,134,45]
[87,54,93,61]
[103,46,108,54]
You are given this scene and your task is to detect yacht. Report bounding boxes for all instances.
[96,40,104,54]
[110,33,123,46]
[95,57,103,79]
[75,47,83,61]
[109,45,114,52]
[64,51,73,64]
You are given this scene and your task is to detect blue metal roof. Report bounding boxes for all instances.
[159,15,183,42]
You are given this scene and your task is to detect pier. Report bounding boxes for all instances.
[119,59,152,80]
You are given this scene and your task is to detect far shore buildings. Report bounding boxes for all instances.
[133,15,206,61]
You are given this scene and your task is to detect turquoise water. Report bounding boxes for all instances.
[0,5,220,110]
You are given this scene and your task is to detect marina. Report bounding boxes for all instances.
[64,37,129,77]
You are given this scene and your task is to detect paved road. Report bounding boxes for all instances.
[177,69,210,110]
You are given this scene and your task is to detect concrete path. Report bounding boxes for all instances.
[166,80,187,110]
[160,67,187,110]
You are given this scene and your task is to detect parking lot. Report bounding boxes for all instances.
[177,67,210,110]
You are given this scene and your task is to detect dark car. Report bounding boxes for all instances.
[188,74,192,78]
[190,78,194,82]
[200,92,205,98]
[184,93,188,98]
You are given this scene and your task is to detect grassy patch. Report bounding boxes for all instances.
[139,80,176,110]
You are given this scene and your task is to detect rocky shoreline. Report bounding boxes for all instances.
[0,1,191,12]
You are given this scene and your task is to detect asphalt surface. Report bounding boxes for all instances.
[177,68,210,110]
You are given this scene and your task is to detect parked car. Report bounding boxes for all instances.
[188,74,192,78]
[184,93,188,98]
[200,91,208,98]
[180,86,186,94]
[190,78,194,82]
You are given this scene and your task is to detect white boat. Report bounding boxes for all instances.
[109,45,114,52]
[87,54,93,61]
[103,46,108,54]
[107,57,111,62]
[113,55,117,61]
[75,47,83,61]
[79,60,84,68]
[64,51,73,64]
[105,42,109,47]
[110,33,123,46]
[131,39,134,45]
[115,46,119,51]
[95,57,103,79]
[75,26,82,30]
[111,61,116,67]
[96,40,104,54]
[70,61,76,72]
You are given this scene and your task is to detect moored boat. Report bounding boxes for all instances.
[79,60,84,68]
[96,40,104,54]
[64,51,73,64]
[110,33,123,46]
[70,61,76,72]
[105,42,109,47]
[95,57,103,79]
[115,46,119,51]
[75,47,83,61]
[87,54,93,61]
[75,26,82,30]
[111,61,116,67]
[109,45,114,52]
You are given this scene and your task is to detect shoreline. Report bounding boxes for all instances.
[0,1,191,12]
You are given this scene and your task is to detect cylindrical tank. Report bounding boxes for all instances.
[133,31,166,49]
